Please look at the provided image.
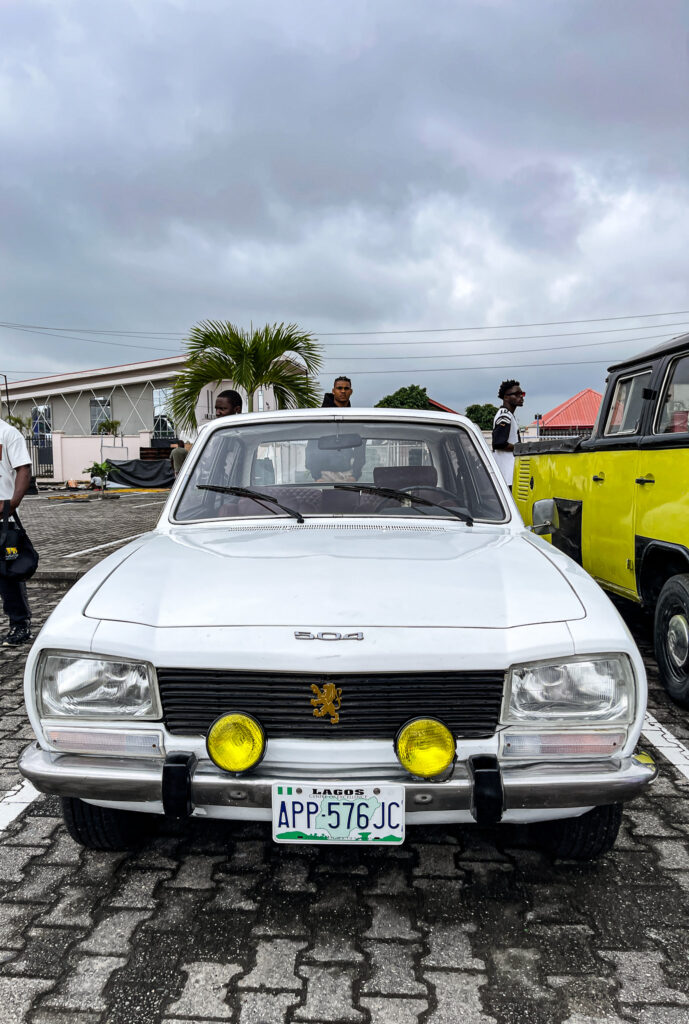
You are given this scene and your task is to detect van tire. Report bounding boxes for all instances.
[535,803,623,860]
[654,574,689,706]
[61,797,155,851]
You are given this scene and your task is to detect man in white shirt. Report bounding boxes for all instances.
[492,380,525,489]
[0,417,33,645]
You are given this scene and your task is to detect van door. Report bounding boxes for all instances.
[637,352,689,554]
[582,368,652,598]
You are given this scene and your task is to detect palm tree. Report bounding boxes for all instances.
[170,321,323,430]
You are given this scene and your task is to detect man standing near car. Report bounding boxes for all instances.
[321,376,353,408]
[215,390,242,417]
[0,415,33,645]
[492,380,525,489]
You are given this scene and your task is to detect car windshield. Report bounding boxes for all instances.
[174,418,507,523]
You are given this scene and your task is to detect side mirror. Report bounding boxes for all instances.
[532,498,559,536]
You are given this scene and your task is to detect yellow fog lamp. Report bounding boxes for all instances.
[206,713,265,774]
[395,717,456,779]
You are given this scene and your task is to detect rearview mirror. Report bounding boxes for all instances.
[317,434,363,451]
[532,499,559,536]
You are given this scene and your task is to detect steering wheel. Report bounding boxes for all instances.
[372,485,462,513]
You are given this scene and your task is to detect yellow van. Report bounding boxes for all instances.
[514,333,689,704]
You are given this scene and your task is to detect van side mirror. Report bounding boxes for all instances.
[532,499,559,536]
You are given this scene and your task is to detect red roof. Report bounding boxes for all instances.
[534,388,602,429]
[428,397,457,414]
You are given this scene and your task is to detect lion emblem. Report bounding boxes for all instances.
[310,682,342,725]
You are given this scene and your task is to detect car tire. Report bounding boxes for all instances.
[654,574,689,706]
[535,803,623,861]
[61,797,155,851]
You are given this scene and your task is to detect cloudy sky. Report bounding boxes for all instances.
[1,0,688,422]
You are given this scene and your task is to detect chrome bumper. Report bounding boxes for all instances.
[19,742,657,818]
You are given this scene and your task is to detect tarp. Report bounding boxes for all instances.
[106,459,174,488]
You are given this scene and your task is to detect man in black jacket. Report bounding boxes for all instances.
[322,376,353,408]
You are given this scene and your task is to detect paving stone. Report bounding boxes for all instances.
[206,873,259,912]
[525,924,599,974]
[31,1013,102,1024]
[99,932,183,1024]
[273,858,316,893]
[360,996,428,1024]
[421,922,484,970]
[303,934,364,963]
[364,898,421,940]
[143,889,210,933]
[238,938,307,991]
[78,908,152,955]
[0,845,42,882]
[6,864,73,903]
[625,808,685,837]
[362,941,426,996]
[424,971,497,1024]
[38,885,97,927]
[3,816,61,847]
[42,954,127,1012]
[0,976,55,1023]
[77,851,126,887]
[548,974,626,1021]
[603,950,689,1004]
[628,1010,689,1024]
[655,840,689,870]
[107,869,169,908]
[42,833,84,865]
[166,961,242,1018]
[490,947,555,1002]
[235,991,302,1024]
[363,865,410,895]
[3,925,82,977]
[294,964,364,1022]
[413,844,463,877]
[0,900,40,949]
[224,841,268,873]
[166,854,224,889]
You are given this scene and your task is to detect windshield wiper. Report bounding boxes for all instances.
[333,483,473,526]
[197,484,304,523]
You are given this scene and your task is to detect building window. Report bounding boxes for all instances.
[153,387,176,439]
[31,404,52,443]
[90,397,111,434]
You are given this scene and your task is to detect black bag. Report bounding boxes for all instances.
[0,500,39,582]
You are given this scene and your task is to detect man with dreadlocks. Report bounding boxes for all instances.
[492,379,525,488]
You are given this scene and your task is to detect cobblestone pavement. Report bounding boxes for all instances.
[0,499,688,1022]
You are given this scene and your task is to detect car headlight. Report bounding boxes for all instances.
[37,652,160,719]
[505,655,635,724]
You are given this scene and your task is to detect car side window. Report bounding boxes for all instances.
[655,354,689,434]
[603,370,652,436]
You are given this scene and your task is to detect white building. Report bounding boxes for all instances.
[2,355,274,483]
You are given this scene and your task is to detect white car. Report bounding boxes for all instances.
[19,408,656,859]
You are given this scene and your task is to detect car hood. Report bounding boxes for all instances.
[84,524,585,629]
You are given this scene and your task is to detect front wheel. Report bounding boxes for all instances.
[61,797,156,851]
[535,804,623,861]
[654,574,689,706]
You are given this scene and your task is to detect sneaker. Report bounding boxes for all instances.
[2,624,33,647]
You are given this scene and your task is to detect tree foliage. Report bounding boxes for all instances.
[375,385,431,410]
[170,321,323,430]
[97,419,121,437]
[464,403,498,430]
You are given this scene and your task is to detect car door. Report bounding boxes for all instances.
[582,367,653,597]
[636,351,689,553]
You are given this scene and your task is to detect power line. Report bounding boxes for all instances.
[315,309,689,336]
[322,321,689,347]
[0,324,182,354]
[317,358,614,374]
[2,307,689,338]
[319,330,681,362]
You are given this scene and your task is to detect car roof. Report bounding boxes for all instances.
[608,331,689,373]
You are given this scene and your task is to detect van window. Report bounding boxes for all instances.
[603,371,652,436]
[655,354,689,434]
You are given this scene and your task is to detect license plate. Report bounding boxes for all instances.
[272,783,405,844]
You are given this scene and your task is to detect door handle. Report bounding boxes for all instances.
[592,474,605,482]
[635,476,655,484]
